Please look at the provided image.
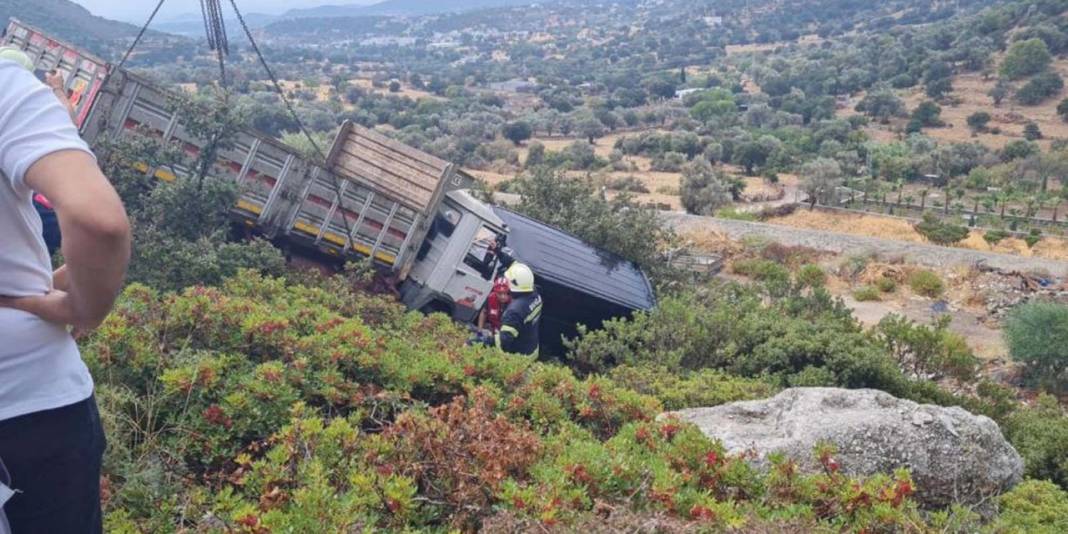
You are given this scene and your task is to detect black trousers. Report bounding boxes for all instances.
[0,395,105,534]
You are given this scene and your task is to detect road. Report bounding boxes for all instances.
[662,212,1068,277]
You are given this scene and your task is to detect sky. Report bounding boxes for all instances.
[71,0,374,23]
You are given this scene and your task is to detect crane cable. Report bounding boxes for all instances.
[115,0,358,252]
[226,0,357,244]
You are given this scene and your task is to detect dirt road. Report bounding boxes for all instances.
[663,212,1068,277]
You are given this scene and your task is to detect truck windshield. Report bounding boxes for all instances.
[463,226,500,280]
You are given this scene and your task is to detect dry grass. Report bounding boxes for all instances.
[768,209,1068,260]
[771,210,925,242]
[348,78,442,101]
[841,57,1068,151]
[725,34,824,56]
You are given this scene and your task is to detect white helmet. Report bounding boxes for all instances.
[504,262,535,293]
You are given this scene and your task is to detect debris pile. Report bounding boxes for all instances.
[976,266,1068,320]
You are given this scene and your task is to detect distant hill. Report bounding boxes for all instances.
[151,12,281,37]
[0,0,141,53]
[285,0,544,18]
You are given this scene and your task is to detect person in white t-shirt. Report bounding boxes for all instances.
[0,52,130,533]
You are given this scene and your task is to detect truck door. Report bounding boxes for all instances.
[441,224,500,323]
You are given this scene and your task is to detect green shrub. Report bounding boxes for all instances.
[984,228,1011,245]
[914,213,969,246]
[840,253,874,279]
[796,264,827,288]
[988,479,1068,533]
[1026,228,1043,248]
[731,258,791,285]
[605,174,650,193]
[876,315,979,383]
[853,286,881,302]
[877,276,898,293]
[86,275,942,531]
[608,365,778,410]
[1002,395,1068,490]
[567,284,912,395]
[1004,301,1068,388]
[1016,71,1065,106]
[908,270,945,298]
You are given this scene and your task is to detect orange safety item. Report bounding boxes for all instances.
[485,277,512,332]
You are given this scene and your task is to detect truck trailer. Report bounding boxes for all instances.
[2,18,657,351]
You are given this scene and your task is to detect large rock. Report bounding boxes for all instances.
[671,387,1023,508]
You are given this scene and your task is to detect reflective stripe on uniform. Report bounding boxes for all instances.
[496,325,519,351]
[524,303,542,324]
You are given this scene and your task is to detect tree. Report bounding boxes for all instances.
[733,140,772,175]
[524,141,546,168]
[989,79,1011,106]
[679,160,738,215]
[501,121,533,146]
[1004,301,1068,389]
[855,87,905,123]
[800,157,843,209]
[1001,39,1053,80]
[1002,140,1040,162]
[909,101,943,131]
[925,77,953,100]
[515,169,674,279]
[388,80,402,93]
[1024,122,1044,141]
[966,111,992,134]
[99,91,287,291]
[1016,71,1064,105]
[1058,99,1068,122]
[577,116,606,144]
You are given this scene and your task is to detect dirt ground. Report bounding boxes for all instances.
[767,209,1068,261]
[348,77,442,101]
[840,57,1068,151]
[842,294,1007,359]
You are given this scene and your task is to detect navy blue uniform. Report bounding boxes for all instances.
[496,291,542,357]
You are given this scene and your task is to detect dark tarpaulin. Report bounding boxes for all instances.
[492,206,656,356]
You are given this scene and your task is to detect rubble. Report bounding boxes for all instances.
[975,265,1068,322]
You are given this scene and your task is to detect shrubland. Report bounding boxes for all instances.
[87,273,951,532]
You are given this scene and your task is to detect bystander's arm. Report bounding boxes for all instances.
[2,150,130,329]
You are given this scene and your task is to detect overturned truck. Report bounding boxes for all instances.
[3,18,656,353]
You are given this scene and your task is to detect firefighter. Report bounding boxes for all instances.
[495,262,542,357]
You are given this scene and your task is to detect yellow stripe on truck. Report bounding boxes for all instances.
[131,162,176,182]
[235,200,263,215]
[352,243,396,265]
[293,221,320,236]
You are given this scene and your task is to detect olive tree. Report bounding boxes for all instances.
[800,157,843,209]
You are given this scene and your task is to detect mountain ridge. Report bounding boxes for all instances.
[283,0,544,18]
[0,0,141,53]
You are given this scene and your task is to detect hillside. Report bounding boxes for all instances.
[0,0,139,53]
[285,0,549,18]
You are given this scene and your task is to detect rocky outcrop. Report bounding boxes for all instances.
[671,388,1024,508]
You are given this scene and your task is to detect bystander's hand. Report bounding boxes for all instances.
[44,71,76,121]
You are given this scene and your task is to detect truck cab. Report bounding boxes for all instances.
[400,190,508,323]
